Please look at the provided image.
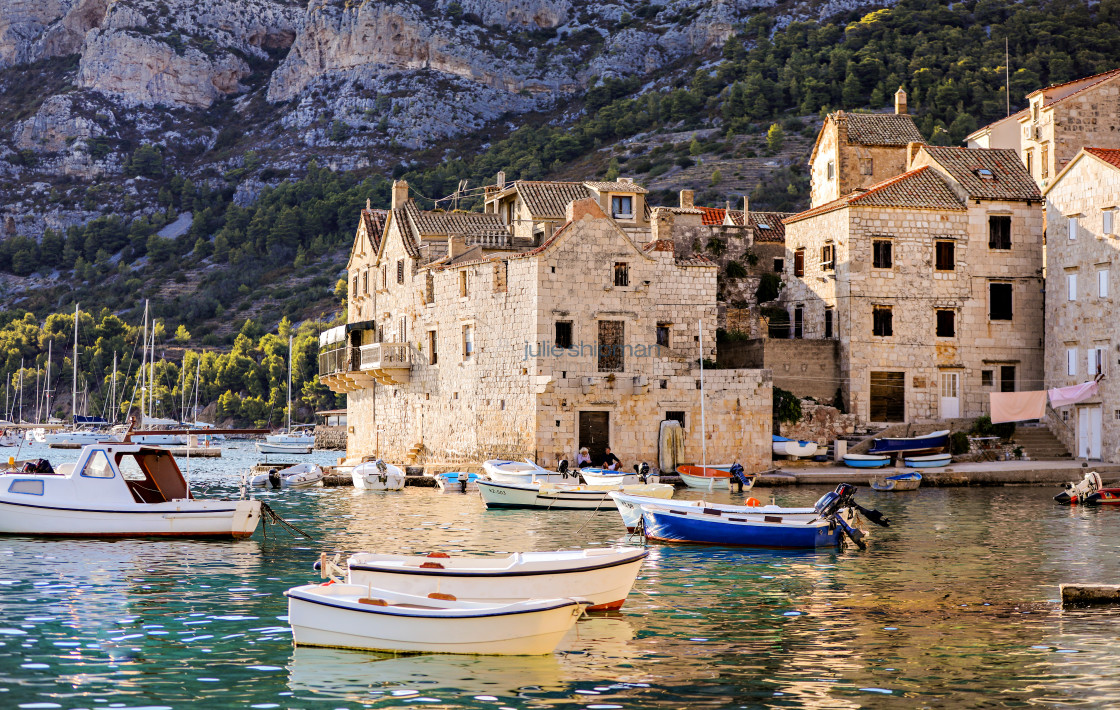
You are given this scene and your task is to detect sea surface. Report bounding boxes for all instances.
[0,444,1118,709]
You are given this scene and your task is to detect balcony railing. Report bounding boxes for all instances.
[359,343,412,385]
[317,345,373,393]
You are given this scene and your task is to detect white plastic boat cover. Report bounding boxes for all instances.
[319,325,346,348]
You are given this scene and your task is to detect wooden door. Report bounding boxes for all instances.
[579,411,610,465]
[870,371,905,422]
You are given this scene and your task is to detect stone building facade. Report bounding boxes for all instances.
[322,185,773,472]
[807,89,925,208]
[1042,147,1120,461]
[780,145,1044,424]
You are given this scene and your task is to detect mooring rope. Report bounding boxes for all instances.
[259,501,314,539]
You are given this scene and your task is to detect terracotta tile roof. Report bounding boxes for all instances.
[697,206,728,225]
[921,146,1041,201]
[394,202,509,257]
[582,180,649,194]
[696,206,791,242]
[842,111,925,146]
[1086,147,1120,171]
[784,166,964,224]
[514,181,591,218]
[359,209,386,253]
[1029,67,1120,106]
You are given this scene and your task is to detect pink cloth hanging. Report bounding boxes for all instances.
[990,390,1047,423]
[1048,380,1100,408]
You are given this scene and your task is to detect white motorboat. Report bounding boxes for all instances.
[351,460,406,490]
[434,471,481,492]
[771,436,819,458]
[608,491,845,533]
[482,459,570,484]
[477,479,673,510]
[0,430,21,447]
[345,547,648,612]
[266,426,316,446]
[46,429,119,447]
[257,441,314,455]
[0,442,260,537]
[250,463,324,489]
[285,582,588,655]
[131,417,188,446]
[578,467,656,486]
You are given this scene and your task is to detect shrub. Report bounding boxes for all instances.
[756,272,782,302]
[773,387,802,425]
[950,431,970,455]
[725,259,747,278]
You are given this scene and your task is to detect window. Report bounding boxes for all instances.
[462,324,474,359]
[859,158,873,175]
[352,275,358,296]
[793,306,804,339]
[827,161,835,180]
[613,262,629,287]
[935,241,955,271]
[989,283,1013,320]
[1024,151,1033,176]
[1041,143,1049,179]
[1088,347,1105,377]
[1067,348,1078,377]
[555,321,573,350]
[872,240,892,269]
[428,330,437,365]
[397,259,404,284]
[1068,216,1078,240]
[981,370,994,387]
[459,270,468,297]
[1067,273,1078,301]
[793,249,805,277]
[8,479,43,495]
[381,265,387,289]
[989,216,1012,249]
[824,308,833,339]
[1000,365,1016,393]
[597,320,624,372]
[773,258,784,273]
[665,411,685,428]
[82,450,114,479]
[425,272,435,303]
[820,244,834,271]
[936,309,955,337]
[362,270,368,295]
[656,323,670,348]
[1105,210,1115,236]
[976,168,994,180]
[872,306,893,337]
[611,195,633,219]
[1100,269,1110,298]
[399,316,406,343]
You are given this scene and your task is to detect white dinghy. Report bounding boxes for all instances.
[285,582,588,655]
[482,459,569,484]
[250,463,324,489]
[345,547,648,612]
[477,479,673,510]
[257,441,313,455]
[0,442,260,538]
[351,460,406,490]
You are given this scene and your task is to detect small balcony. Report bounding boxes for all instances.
[360,342,412,385]
[319,345,374,393]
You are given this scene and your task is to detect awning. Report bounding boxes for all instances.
[319,325,346,348]
[74,416,109,425]
[346,319,377,334]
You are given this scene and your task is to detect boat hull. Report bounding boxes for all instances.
[610,492,826,532]
[257,442,313,455]
[772,438,819,458]
[903,454,951,468]
[579,469,638,486]
[642,507,840,548]
[434,472,480,492]
[482,460,570,485]
[0,498,260,538]
[870,472,923,491]
[347,548,648,612]
[843,455,891,469]
[286,584,585,655]
[352,462,405,490]
[678,470,730,490]
[869,430,950,454]
[478,480,672,510]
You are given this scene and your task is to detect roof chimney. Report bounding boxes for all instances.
[651,207,675,246]
[365,198,371,210]
[743,195,750,217]
[391,180,409,210]
[723,200,734,226]
[448,235,468,259]
[496,171,506,190]
[895,86,908,115]
[679,189,694,209]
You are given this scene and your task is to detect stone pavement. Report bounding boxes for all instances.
[759,459,1120,486]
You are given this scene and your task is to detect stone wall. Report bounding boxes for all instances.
[1043,150,1120,461]
[314,425,347,450]
[1022,73,1120,187]
[809,115,912,208]
[779,402,859,444]
[718,338,840,402]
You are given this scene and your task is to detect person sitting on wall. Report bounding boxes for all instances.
[576,447,592,468]
[601,447,621,471]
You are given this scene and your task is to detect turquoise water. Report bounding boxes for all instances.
[1,444,1119,708]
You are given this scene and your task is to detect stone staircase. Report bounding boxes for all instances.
[1011,425,1072,460]
[404,442,424,465]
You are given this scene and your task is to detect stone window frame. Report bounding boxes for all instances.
[459,269,468,299]
[820,243,835,272]
[1067,214,1080,241]
[461,321,475,361]
[613,262,630,287]
[555,321,573,350]
[656,323,670,349]
[981,369,994,387]
[1088,346,1106,377]
[824,307,834,339]
[1099,267,1110,299]
[1104,208,1116,237]
[397,259,405,285]
[1066,269,1078,302]
[827,160,835,180]
[1066,346,1078,377]
[362,270,369,295]
[793,248,805,277]
[427,328,438,366]
[872,239,893,270]
[611,195,634,219]
[1024,150,1034,177]
[352,274,358,298]
[988,215,1012,250]
[988,281,1013,321]
[773,257,784,273]
[597,320,625,373]
[935,240,955,271]
[1041,142,1050,179]
[859,157,873,176]
[935,308,956,338]
[871,305,893,337]
[665,411,686,429]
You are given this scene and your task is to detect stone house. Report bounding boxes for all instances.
[807,88,925,208]
[484,176,651,245]
[1041,147,1120,460]
[780,144,1044,424]
[968,68,1120,188]
[322,183,773,471]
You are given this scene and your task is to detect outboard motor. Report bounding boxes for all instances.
[635,462,651,483]
[729,462,749,491]
[1055,471,1102,505]
[375,459,388,484]
[267,467,282,489]
[558,459,570,479]
[457,470,469,492]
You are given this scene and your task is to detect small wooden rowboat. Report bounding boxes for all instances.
[285,582,588,655]
[346,547,648,611]
[869,429,950,454]
[579,468,637,486]
[477,479,673,510]
[903,453,951,468]
[842,454,891,469]
[676,464,747,490]
[870,471,922,491]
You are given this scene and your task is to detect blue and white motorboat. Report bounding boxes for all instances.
[868,429,950,454]
[843,453,891,468]
[903,453,951,468]
[609,491,852,533]
[434,471,481,492]
[638,484,889,549]
[772,435,818,458]
[870,471,922,491]
[482,459,569,485]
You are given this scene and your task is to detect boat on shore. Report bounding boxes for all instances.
[478,479,673,510]
[0,441,260,538]
[250,463,325,489]
[869,429,950,454]
[352,460,406,490]
[842,453,891,469]
[285,582,588,655]
[772,436,818,458]
[345,547,648,612]
[902,453,951,468]
[870,471,922,491]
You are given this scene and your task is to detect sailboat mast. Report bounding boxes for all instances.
[45,341,51,422]
[698,318,707,472]
[149,320,156,419]
[287,334,293,432]
[140,301,148,424]
[110,351,117,424]
[72,303,78,425]
[34,357,40,424]
[193,357,200,422]
[18,357,23,423]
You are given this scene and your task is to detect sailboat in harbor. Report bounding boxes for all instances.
[131,301,186,446]
[45,304,120,448]
[258,335,313,455]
